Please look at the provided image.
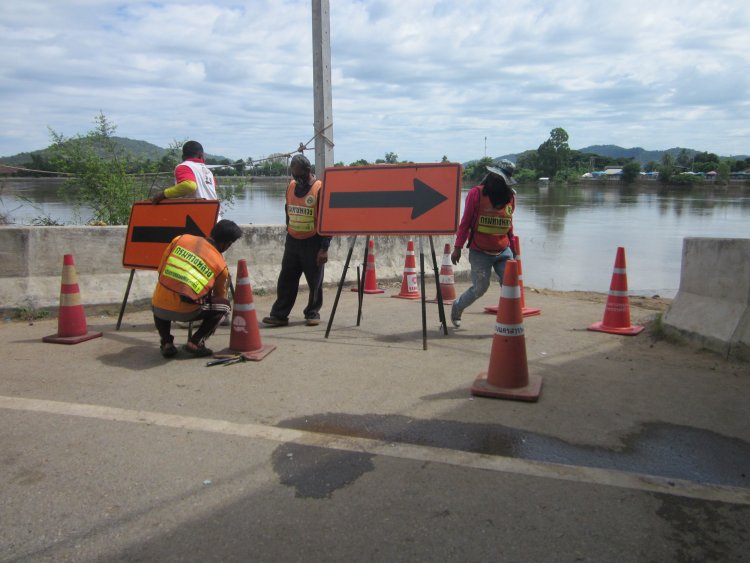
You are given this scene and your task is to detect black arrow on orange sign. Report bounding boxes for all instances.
[131,215,206,243]
[329,178,448,219]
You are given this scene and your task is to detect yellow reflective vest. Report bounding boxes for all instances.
[286,179,322,239]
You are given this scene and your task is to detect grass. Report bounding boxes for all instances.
[15,306,50,322]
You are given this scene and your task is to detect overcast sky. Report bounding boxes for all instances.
[2,0,748,164]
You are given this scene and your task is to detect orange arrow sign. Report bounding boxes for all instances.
[122,199,220,270]
[318,163,462,235]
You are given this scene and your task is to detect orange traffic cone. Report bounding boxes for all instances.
[217,259,276,360]
[588,247,644,335]
[392,239,421,300]
[428,243,456,304]
[471,260,542,401]
[485,237,540,317]
[351,239,384,294]
[43,254,103,344]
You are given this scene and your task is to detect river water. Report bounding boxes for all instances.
[2,177,748,298]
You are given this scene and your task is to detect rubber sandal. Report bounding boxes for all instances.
[262,316,289,327]
[160,341,178,358]
[182,343,213,358]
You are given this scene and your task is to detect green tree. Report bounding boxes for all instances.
[463,157,494,182]
[644,160,659,173]
[516,150,538,172]
[513,168,537,183]
[384,151,399,164]
[349,158,369,166]
[621,160,641,184]
[537,127,570,180]
[658,152,674,183]
[717,161,730,185]
[676,148,691,169]
[48,112,152,225]
[441,155,449,162]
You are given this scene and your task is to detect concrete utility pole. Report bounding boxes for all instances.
[312,0,334,173]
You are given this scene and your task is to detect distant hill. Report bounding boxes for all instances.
[577,145,687,165]
[499,145,748,166]
[0,137,229,166]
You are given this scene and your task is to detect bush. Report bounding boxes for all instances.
[48,112,153,225]
[670,174,704,186]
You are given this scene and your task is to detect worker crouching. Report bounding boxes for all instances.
[152,220,243,358]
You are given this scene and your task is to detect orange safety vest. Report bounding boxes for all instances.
[471,192,514,253]
[286,179,322,239]
[157,235,227,302]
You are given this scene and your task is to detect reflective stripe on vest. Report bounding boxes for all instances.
[471,190,514,253]
[163,246,214,296]
[158,235,225,301]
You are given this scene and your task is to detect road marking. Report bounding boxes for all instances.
[1,395,748,506]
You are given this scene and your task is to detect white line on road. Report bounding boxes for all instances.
[1,394,748,506]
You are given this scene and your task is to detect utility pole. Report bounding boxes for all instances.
[312,0,334,173]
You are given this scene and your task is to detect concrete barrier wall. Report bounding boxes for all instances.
[0,225,466,312]
[662,237,750,361]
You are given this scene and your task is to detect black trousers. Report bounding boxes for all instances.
[153,297,231,345]
[269,234,325,320]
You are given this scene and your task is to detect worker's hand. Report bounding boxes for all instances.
[151,190,166,204]
[316,249,328,267]
[451,248,461,265]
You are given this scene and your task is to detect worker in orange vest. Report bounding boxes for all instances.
[152,219,242,358]
[263,154,331,327]
[450,159,518,328]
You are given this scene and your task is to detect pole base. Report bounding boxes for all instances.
[471,372,543,402]
[587,322,644,336]
[43,331,103,345]
[216,344,277,362]
[391,294,421,300]
[484,305,542,317]
[351,287,385,294]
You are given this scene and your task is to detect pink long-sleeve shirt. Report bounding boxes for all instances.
[454,185,516,254]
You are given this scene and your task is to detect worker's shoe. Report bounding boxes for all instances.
[160,338,178,358]
[262,316,289,327]
[182,341,213,358]
[450,303,461,328]
[305,316,321,326]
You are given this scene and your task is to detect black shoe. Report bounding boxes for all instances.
[262,316,289,327]
[305,317,320,326]
[182,343,213,357]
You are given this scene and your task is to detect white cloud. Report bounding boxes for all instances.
[0,0,748,165]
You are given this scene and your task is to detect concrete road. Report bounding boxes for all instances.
[1,284,749,562]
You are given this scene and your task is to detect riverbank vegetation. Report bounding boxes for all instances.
[2,112,239,225]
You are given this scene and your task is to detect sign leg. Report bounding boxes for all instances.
[325,236,357,338]
[355,265,361,326]
[419,237,428,350]
[356,235,370,326]
[116,269,136,331]
[429,236,448,335]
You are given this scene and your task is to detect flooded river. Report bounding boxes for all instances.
[2,177,748,297]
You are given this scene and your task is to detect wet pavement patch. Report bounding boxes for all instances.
[277,413,750,488]
[271,442,374,499]
[654,493,750,560]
